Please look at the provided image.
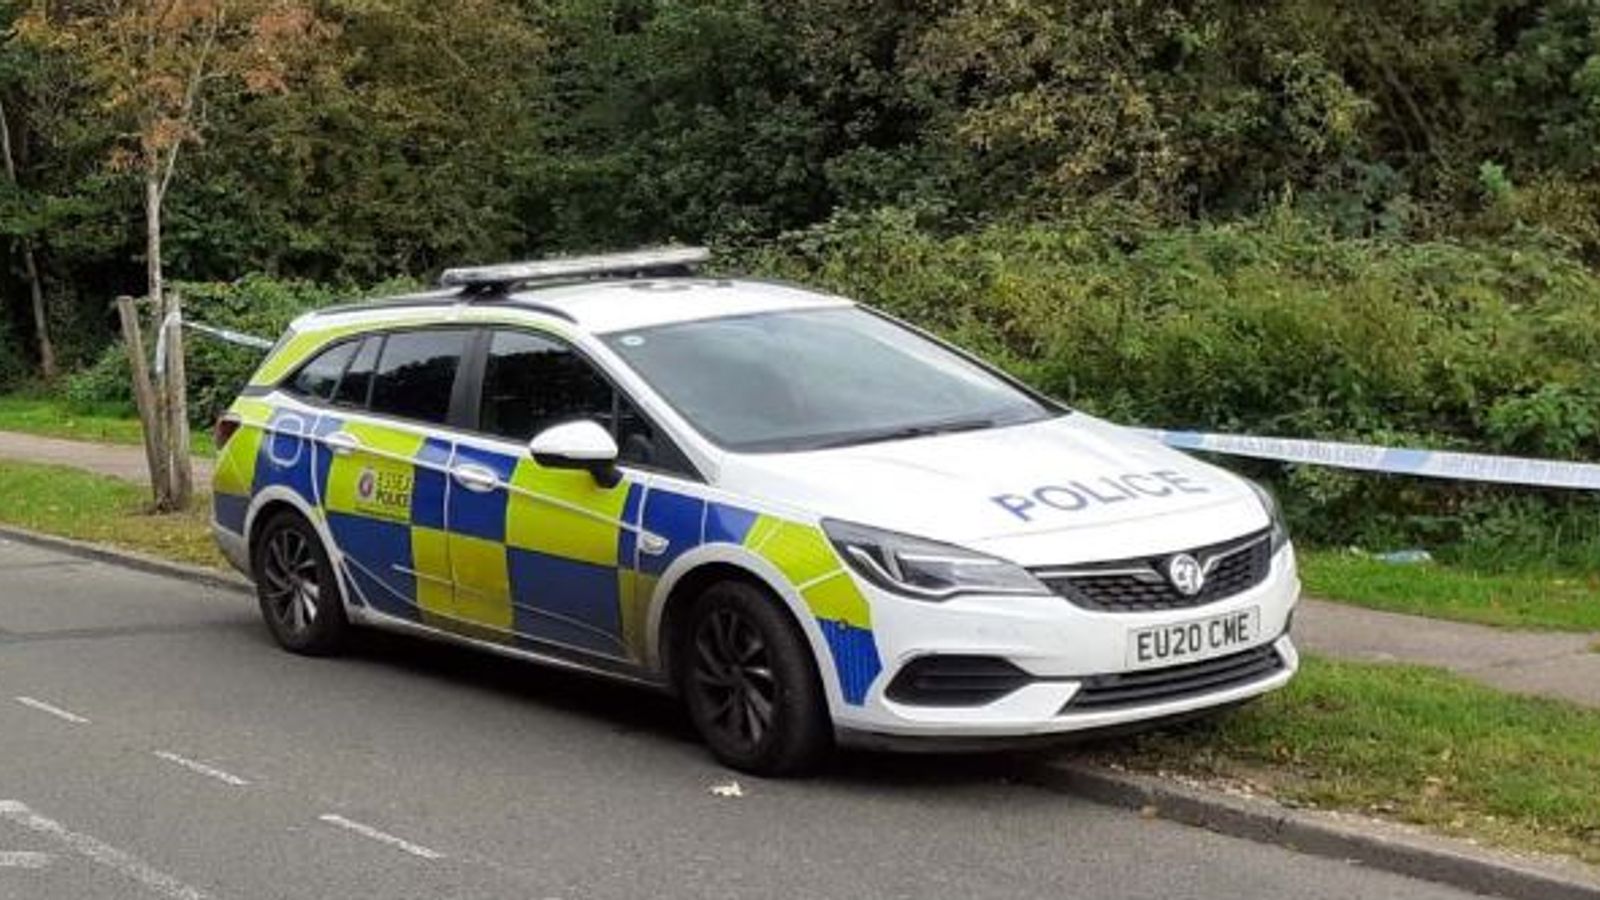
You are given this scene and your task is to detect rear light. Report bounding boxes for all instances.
[213,415,241,450]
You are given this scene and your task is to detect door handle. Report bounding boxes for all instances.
[324,431,361,457]
[452,463,500,493]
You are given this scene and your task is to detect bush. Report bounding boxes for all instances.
[62,343,134,414]
[734,209,1600,567]
[178,275,420,426]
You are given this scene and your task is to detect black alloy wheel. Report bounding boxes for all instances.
[254,511,348,655]
[679,581,831,776]
[692,605,778,748]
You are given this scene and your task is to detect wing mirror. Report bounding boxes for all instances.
[528,420,622,488]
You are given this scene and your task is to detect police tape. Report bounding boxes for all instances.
[182,320,275,351]
[1136,428,1600,491]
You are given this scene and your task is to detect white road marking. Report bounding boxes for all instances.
[14,696,90,725]
[0,801,207,899]
[318,814,443,860]
[0,851,52,869]
[152,752,251,787]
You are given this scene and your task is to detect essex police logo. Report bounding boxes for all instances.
[353,465,412,520]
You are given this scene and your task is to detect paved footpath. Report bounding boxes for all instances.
[1296,599,1600,708]
[2,429,1596,710]
[0,430,213,486]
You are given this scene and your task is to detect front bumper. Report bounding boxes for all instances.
[831,545,1301,739]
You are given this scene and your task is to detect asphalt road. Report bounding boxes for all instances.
[0,537,1483,900]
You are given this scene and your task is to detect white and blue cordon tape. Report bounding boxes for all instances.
[1137,429,1600,491]
[178,317,1599,490]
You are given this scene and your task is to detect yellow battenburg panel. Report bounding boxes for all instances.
[502,460,629,565]
[747,518,839,587]
[618,570,656,662]
[800,571,872,630]
[323,422,426,522]
[450,533,514,636]
[744,514,873,629]
[411,527,453,623]
[214,397,274,497]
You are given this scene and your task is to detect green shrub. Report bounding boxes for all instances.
[62,343,134,414]
[178,275,419,426]
[734,209,1600,568]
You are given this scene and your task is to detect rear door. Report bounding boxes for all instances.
[315,328,470,625]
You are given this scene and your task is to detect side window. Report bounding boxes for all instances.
[481,330,614,441]
[368,330,469,425]
[479,329,683,472]
[332,335,381,408]
[287,340,356,401]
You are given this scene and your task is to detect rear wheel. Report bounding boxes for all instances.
[253,511,347,656]
[678,580,832,776]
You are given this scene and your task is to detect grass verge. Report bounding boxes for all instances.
[1103,655,1600,866]
[1300,549,1600,633]
[0,394,213,456]
[0,459,223,568]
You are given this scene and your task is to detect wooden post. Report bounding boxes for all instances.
[163,291,193,509]
[115,295,172,510]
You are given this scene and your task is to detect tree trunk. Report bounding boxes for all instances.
[145,164,163,308]
[0,96,56,380]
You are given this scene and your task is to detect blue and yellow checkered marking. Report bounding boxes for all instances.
[219,399,884,702]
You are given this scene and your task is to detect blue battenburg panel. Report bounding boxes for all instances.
[411,437,453,530]
[639,488,705,576]
[447,444,517,541]
[615,482,643,571]
[213,493,249,536]
[704,503,757,545]
[326,512,417,620]
[253,408,318,501]
[507,547,625,656]
[817,620,882,706]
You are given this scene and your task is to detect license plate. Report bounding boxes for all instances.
[1126,607,1262,670]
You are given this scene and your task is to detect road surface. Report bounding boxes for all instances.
[0,537,1481,900]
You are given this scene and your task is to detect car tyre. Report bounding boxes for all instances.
[252,510,348,656]
[678,580,833,777]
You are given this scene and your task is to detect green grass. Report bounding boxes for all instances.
[1301,549,1600,633]
[0,459,223,567]
[0,394,213,456]
[1105,655,1600,865]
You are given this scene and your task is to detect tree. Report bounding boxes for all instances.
[16,0,331,509]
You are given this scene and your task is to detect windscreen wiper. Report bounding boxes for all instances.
[814,417,996,449]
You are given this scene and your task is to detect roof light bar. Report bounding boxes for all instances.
[439,246,711,289]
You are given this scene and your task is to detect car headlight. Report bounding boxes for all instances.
[1246,480,1290,553]
[822,519,1050,601]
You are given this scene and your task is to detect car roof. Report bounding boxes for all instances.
[300,277,854,336]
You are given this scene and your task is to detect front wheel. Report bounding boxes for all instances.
[252,511,348,656]
[678,581,833,776]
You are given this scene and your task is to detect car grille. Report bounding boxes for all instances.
[1031,529,1272,613]
[1060,644,1285,713]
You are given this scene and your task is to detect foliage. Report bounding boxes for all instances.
[736,209,1600,564]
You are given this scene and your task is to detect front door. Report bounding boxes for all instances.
[452,329,662,658]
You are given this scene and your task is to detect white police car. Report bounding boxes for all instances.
[210,247,1300,775]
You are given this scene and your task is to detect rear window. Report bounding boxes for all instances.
[286,340,356,401]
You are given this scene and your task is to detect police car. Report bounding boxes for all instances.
[211,247,1300,775]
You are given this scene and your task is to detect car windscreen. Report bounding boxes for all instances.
[602,307,1059,452]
